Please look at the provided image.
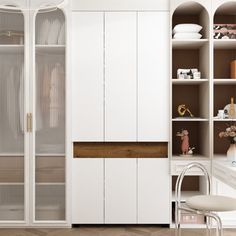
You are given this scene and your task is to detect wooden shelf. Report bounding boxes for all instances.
[172,39,208,49]
[0,153,24,157]
[172,155,210,161]
[36,153,65,157]
[0,45,24,53]
[214,79,236,84]
[214,39,236,49]
[172,118,208,122]
[172,79,208,85]
[213,118,236,122]
[36,183,65,186]
[171,191,203,202]
[0,183,24,186]
[35,45,65,53]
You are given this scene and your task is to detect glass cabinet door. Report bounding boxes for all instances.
[34,8,66,221]
[0,7,25,221]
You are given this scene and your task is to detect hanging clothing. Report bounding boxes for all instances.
[6,66,17,138]
[49,63,64,128]
[47,19,61,45]
[58,22,65,44]
[18,63,24,133]
[38,19,50,44]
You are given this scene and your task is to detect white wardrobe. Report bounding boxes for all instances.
[72,9,170,224]
[0,0,69,227]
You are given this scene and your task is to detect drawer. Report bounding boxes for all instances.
[171,160,211,176]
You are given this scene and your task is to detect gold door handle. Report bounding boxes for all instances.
[27,113,32,132]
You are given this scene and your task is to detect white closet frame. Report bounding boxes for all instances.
[0,0,71,227]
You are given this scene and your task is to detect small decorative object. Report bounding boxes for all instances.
[224,109,229,119]
[176,130,190,156]
[214,24,236,39]
[188,147,195,155]
[178,104,194,117]
[177,68,200,80]
[217,109,225,119]
[193,71,201,80]
[231,60,236,79]
[229,97,236,119]
[219,125,236,161]
[223,101,236,119]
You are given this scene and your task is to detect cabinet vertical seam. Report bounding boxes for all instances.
[136,11,139,223]
[103,12,106,142]
[136,158,138,223]
[103,11,106,224]
[136,11,138,142]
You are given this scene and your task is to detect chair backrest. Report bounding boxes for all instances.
[175,162,211,208]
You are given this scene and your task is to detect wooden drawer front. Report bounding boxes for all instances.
[74,142,168,158]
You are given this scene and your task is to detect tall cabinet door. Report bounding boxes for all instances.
[0,7,25,222]
[34,8,66,221]
[105,12,137,141]
[105,158,136,223]
[137,12,169,141]
[72,12,104,141]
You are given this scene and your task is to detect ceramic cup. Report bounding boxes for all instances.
[218,110,225,119]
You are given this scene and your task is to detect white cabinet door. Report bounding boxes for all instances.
[72,12,104,141]
[105,12,137,141]
[105,158,137,223]
[137,12,169,141]
[138,158,170,224]
[72,159,104,224]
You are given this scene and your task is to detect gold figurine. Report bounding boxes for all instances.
[178,104,194,117]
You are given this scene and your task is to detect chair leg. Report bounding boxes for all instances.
[175,208,181,229]
[214,214,223,236]
[206,216,211,236]
[175,208,181,236]
[205,212,223,236]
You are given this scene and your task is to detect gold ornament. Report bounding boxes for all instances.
[178,104,194,117]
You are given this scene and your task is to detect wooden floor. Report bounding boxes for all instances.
[0,227,235,236]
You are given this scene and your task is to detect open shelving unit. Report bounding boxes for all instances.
[213,1,236,161]
[170,0,211,228]
[170,0,236,228]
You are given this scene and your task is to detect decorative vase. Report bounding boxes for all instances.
[227,143,236,161]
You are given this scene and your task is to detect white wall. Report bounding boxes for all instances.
[72,0,169,11]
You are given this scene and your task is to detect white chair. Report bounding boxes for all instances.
[175,162,236,236]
